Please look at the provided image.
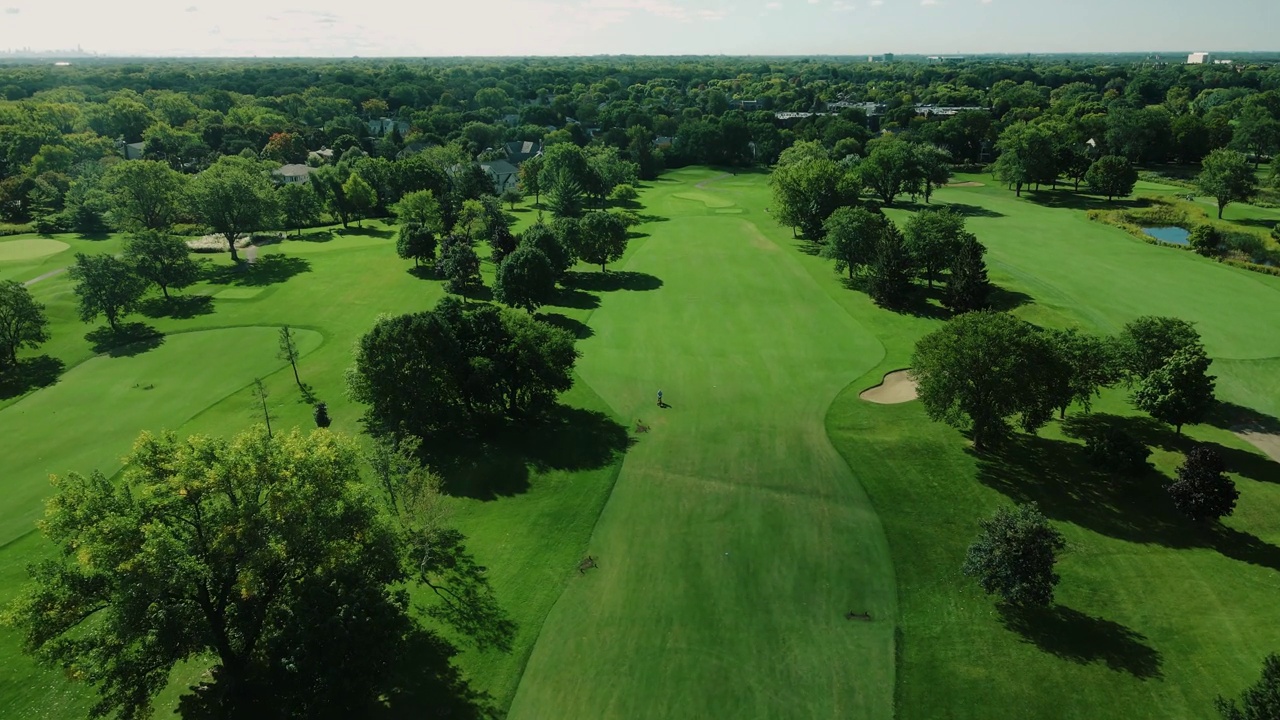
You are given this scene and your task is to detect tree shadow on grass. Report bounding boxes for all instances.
[563,270,663,292]
[976,425,1280,572]
[372,630,500,720]
[944,202,1005,218]
[538,312,594,339]
[988,285,1033,312]
[549,287,600,310]
[85,322,164,357]
[999,605,1163,680]
[0,354,63,399]
[407,265,438,280]
[138,294,214,320]
[1228,218,1280,230]
[423,405,631,501]
[293,230,335,243]
[1026,190,1149,212]
[339,226,395,239]
[1209,400,1280,435]
[794,241,823,257]
[206,255,312,287]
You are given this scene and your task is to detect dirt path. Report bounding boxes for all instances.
[244,244,259,265]
[23,267,68,286]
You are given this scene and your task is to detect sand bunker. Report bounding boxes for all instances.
[946,181,985,188]
[859,370,918,404]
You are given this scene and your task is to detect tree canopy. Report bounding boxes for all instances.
[0,279,49,368]
[1169,446,1239,522]
[494,245,557,313]
[124,230,200,300]
[1199,148,1258,219]
[69,253,148,332]
[962,503,1066,608]
[187,155,279,262]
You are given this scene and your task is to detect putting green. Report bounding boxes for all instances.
[0,326,321,544]
[0,238,69,262]
[672,191,736,208]
[509,172,895,719]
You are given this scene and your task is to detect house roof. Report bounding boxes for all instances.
[480,159,519,176]
[275,164,313,178]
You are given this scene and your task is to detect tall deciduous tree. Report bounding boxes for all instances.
[1169,446,1239,522]
[904,209,965,289]
[1085,155,1138,201]
[396,223,437,268]
[2,427,499,719]
[770,142,858,239]
[1133,345,1217,434]
[102,159,187,231]
[821,206,885,279]
[993,121,1058,196]
[859,135,918,206]
[188,156,279,262]
[69,253,148,332]
[1198,148,1258,219]
[1119,315,1202,379]
[519,154,544,207]
[0,279,49,368]
[494,246,556,313]
[437,235,483,296]
[277,182,322,237]
[124,230,200,300]
[391,189,443,233]
[962,503,1066,608]
[343,173,378,228]
[913,311,1055,451]
[574,211,629,271]
[522,222,572,279]
[1042,328,1122,417]
[913,142,952,203]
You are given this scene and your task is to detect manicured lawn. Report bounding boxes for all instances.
[5,166,1280,720]
[0,232,125,284]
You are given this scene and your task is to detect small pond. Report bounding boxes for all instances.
[1143,226,1190,246]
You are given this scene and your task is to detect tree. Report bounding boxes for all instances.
[1120,316,1203,379]
[609,184,638,204]
[519,154,544,207]
[770,143,858,239]
[913,311,1056,451]
[313,402,332,428]
[2,427,499,719]
[1231,105,1280,168]
[522,222,572,279]
[913,143,952,203]
[1189,225,1223,257]
[390,189,442,232]
[1043,328,1122,417]
[1198,149,1258,219]
[309,163,354,228]
[488,223,518,266]
[437,235,483,296]
[1133,345,1217,434]
[501,186,524,210]
[821,206,885,279]
[69,253,148,332]
[494,246,556,313]
[944,234,991,314]
[540,143,591,218]
[859,136,918,206]
[1168,446,1239,522]
[278,325,302,388]
[102,160,186,231]
[343,173,378,228]
[962,503,1066,608]
[0,280,49,369]
[904,209,965,289]
[993,121,1058,196]
[574,211,629,271]
[396,223,437,268]
[866,223,915,309]
[277,182,321,237]
[1085,155,1138,201]
[262,131,307,164]
[348,298,578,436]
[124,230,200,301]
[188,156,279,262]
[1216,653,1280,720]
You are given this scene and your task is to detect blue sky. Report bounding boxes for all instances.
[0,0,1276,57]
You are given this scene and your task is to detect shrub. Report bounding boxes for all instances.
[1189,225,1221,257]
[313,402,332,428]
[1084,427,1152,475]
[1168,446,1239,522]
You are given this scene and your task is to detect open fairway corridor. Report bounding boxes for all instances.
[509,171,897,719]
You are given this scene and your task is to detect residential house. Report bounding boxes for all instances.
[116,139,146,160]
[503,140,543,165]
[366,117,411,136]
[480,159,519,193]
[273,164,314,185]
[308,147,335,163]
[653,136,674,150]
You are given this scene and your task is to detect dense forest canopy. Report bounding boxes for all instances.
[0,55,1276,229]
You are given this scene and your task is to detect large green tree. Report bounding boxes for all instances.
[903,208,965,289]
[396,223,437,268]
[866,222,915,309]
[1133,345,1217,434]
[1085,155,1138,201]
[962,503,1066,608]
[0,279,49,368]
[124,230,200,300]
[859,135,918,207]
[1168,446,1239,522]
[2,427,500,719]
[1198,148,1258,219]
[391,189,443,232]
[277,182,322,237]
[343,173,378,228]
[188,156,279,262]
[1042,328,1122,418]
[993,121,1058,196]
[913,311,1056,451]
[69,253,148,332]
[522,222,573,279]
[574,210,629,271]
[102,159,187,232]
[820,206,885,279]
[1119,315,1202,379]
[437,235,484,296]
[494,245,556,313]
[770,142,858,239]
[943,234,992,314]
[348,297,578,436]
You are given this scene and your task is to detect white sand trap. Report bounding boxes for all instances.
[1235,430,1280,465]
[946,181,985,188]
[860,370,918,404]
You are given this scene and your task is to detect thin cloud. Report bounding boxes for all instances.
[184,5,198,11]
[3,7,18,13]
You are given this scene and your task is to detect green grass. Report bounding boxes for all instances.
[5,169,1280,720]
[0,232,124,284]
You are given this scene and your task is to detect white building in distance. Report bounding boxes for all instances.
[1187,52,1211,64]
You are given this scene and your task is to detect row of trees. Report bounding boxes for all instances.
[68,232,203,332]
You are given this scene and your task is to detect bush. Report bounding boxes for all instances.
[1084,427,1152,475]
[1272,222,1280,242]
[313,402,332,428]
[1189,225,1221,257]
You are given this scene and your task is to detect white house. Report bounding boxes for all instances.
[273,164,314,185]
[480,159,519,193]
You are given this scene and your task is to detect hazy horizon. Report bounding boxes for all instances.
[1,0,1277,59]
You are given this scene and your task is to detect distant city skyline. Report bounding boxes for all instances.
[0,0,1276,58]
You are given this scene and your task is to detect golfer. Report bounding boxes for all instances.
[657,389,663,407]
